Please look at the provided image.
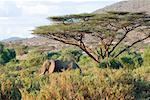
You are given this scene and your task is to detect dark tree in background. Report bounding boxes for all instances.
[0,43,16,65]
[33,12,150,64]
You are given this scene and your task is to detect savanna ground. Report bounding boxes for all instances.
[0,43,150,100]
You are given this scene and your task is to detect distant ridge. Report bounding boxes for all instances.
[94,0,150,14]
[2,37,23,42]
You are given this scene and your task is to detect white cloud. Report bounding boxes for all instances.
[0,0,123,3]
[1,0,98,2]
[22,4,59,16]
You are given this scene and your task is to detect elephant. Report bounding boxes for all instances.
[39,60,82,75]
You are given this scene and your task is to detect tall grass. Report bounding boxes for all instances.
[0,46,149,100]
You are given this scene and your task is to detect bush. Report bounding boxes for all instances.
[0,43,16,65]
[0,43,4,53]
[78,55,95,67]
[0,80,21,100]
[0,44,149,100]
[121,56,135,67]
[20,51,47,67]
[143,47,150,66]
[15,45,28,56]
[98,59,123,69]
[109,59,123,69]
[119,51,143,69]
[19,68,150,100]
[59,48,83,62]
[47,52,61,59]
[0,61,149,99]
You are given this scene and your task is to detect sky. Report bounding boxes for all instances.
[0,0,123,40]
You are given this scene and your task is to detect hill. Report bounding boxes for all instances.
[94,0,150,14]
[2,37,23,42]
[4,37,68,51]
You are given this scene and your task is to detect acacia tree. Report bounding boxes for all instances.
[33,12,150,64]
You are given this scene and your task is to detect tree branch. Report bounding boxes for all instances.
[42,33,100,63]
[40,33,79,47]
[114,34,150,58]
[78,34,100,63]
[108,24,142,56]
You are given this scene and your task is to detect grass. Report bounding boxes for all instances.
[0,46,149,100]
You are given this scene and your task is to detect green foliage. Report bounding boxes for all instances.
[47,48,83,63]
[25,79,40,94]
[121,56,135,66]
[0,44,150,99]
[59,47,82,62]
[20,51,47,67]
[143,46,150,66]
[9,68,149,100]
[98,59,123,69]
[14,45,28,56]
[109,59,123,69]
[49,13,95,22]
[47,51,61,59]
[0,43,16,65]
[98,50,143,69]
[0,80,21,100]
[120,52,143,69]
[59,52,76,62]
[78,55,95,67]
[0,43,4,53]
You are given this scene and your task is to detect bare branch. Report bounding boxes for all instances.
[108,24,142,56]
[114,34,150,58]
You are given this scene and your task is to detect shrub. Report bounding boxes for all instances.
[20,51,47,67]
[0,43,4,53]
[0,80,21,100]
[109,59,123,69]
[78,55,95,67]
[0,43,16,65]
[60,47,83,62]
[143,46,150,66]
[121,56,135,68]
[119,51,143,69]
[98,59,123,69]
[47,52,61,59]
[15,45,28,56]
[0,64,149,99]
[19,68,149,100]
[59,52,76,62]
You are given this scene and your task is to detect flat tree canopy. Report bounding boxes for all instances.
[33,12,150,63]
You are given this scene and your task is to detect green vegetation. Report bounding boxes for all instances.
[14,45,28,56]
[0,43,16,65]
[0,12,149,100]
[0,44,150,100]
[143,46,150,66]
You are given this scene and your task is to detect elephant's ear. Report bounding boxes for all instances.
[48,60,56,74]
[39,60,50,75]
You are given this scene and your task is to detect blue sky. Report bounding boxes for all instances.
[0,0,123,40]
